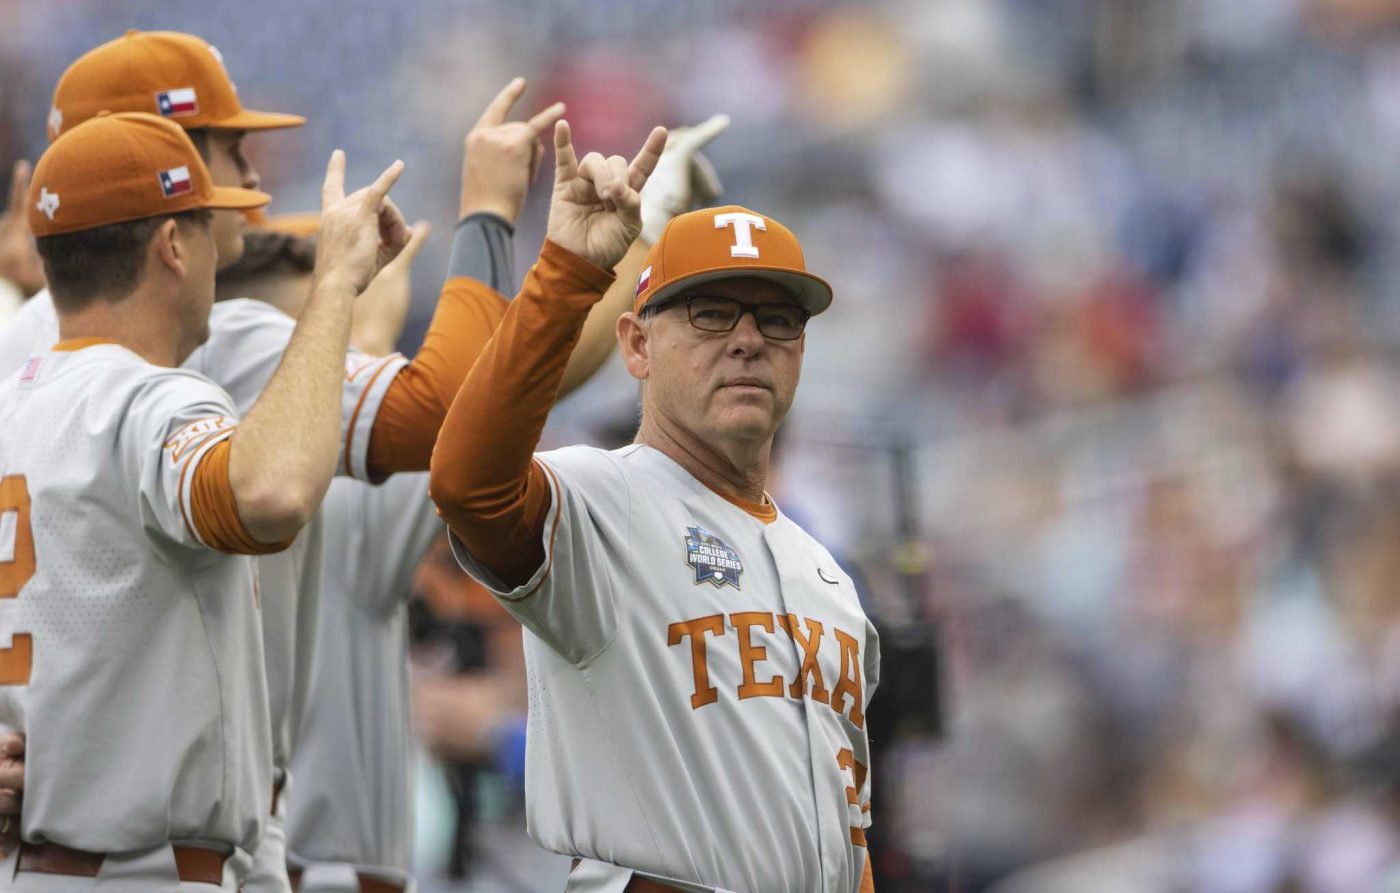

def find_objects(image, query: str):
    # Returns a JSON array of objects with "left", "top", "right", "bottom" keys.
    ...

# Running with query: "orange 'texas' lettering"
[
  {"left": 0, "top": 475, "right": 35, "bottom": 685},
  {"left": 163, "top": 416, "right": 234, "bottom": 465},
  {"left": 777, "top": 613, "right": 829, "bottom": 704},
  {"left": 836, "top": 747, "right": 870, "bottom": 846},
  {"left": 667, "top": 614, "right": 725, "bottom": 709},
  {"left": 830, "top": 628, "right": 865, "bottom": 729},
  {"left": 732, "top": 612, "right": 784, "bottom": 700},
  {"left": 668, "top": 611, "right": 866, "bottom": 724}
]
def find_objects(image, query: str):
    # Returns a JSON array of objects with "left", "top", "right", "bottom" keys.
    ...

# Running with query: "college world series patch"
[{"left": 685, "top": 526, "right": 743, "bottom": 589}]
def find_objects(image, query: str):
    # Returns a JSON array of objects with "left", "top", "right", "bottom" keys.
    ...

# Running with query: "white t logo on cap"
[
  {"left": 715, "top": 212, "right": 766, "bottom": 259},
  {"left": 47, "top": 106, "right": 62, "bottom": 138},
  {"left": 35, "top": 188, "right": 60, "bottom": 221}
]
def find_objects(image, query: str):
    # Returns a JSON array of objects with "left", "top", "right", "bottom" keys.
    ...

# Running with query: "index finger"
[
  {"left": 628, "top": 126, "right": 668, "bottom": 191},
  {"left": 361, "top": 159, "right": 405, "bottom": 210},
  {"left": 322, "top": 150, "right": 346, "bottom": 207},
  {"left": 554, "top": 120, "right": 579, "bottom": 179},
  {"left": 7, "top": 161, "right": 31, "bottom": 215},
  {"left": 526, "top": 101, "right": 567, "bottom": 137},
  {"left": 476, "top": 77, "right": 527, "bottom": 128},
  {"left": 671, "top": 114, "right": 730, "bottom": 154}
]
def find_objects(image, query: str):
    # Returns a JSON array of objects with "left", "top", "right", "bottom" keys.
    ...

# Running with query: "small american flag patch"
[{"left": 18, "top": 356, "right": 40, "bottom": 383}]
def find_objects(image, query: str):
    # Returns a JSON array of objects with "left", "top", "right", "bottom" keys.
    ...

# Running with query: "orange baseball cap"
[
  {"left": 633, "top": 205, "right": 832, "bottom": 316},
  {"left": 48, "top": 30, "right": 304, "bottom": 142},
  {"left": 28, "top": 112, "right": 270, "bottom": 237}
]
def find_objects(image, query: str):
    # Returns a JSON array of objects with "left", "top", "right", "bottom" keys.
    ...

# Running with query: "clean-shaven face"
[{"left": 643, "top": 276, "right": 805, "bottom": 445}]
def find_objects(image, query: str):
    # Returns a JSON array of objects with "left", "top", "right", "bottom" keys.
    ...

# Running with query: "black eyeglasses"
[{"left": 641, "top": 294, "right": 811, "bottom": 341}]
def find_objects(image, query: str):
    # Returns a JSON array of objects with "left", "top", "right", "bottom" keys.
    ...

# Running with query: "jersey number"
[
  {"left": 0, "top": 476, "right": 34, "bottom": 684},
  {"left": 836, "top": 747, "right": 869, "bottom": 847}
]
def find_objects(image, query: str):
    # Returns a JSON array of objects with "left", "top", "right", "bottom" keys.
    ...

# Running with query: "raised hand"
[
  {"left": 0, "top": 161, "right": 45, "bottom": 296},
  {"left": 640, "top": 114, "right": 730, "bottom": 245},
  {"left": 353, "top": 220, "right": 431, "bottom": 355},
  {"left": 315, "top": 150, "right": 409, "bottom": 295},
  {"left": 546, "top": 121, "right": 667, "bottom": 271},
  {"left": 460, "top": 78, "right": 566, "bottom": 225}
]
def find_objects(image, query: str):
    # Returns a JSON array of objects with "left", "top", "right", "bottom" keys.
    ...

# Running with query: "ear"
[
  {"left": 616, "top": 311, "right": 651, "bottom": 382},
  {"left": 153, "top": 218, "right": 186, "bottom": 279}
]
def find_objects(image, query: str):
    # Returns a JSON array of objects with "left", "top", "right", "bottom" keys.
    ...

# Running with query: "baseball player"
[
  {"left": 0, "top": 111, "right": 407, "bottom": 889},
  {"left": 428, "top": 120, "right": 880, "bottom": 892},
  {"left": 281, "top": 115, "right": 732, "bottom": 892},
  {"left": 0, "top": 36, "right": 585, "bottom": 893}
]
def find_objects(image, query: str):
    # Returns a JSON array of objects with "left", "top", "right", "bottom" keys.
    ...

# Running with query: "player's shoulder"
[
  {"left": 0, "top": 288, "right": 59, "bottom": 379},
  {"left": 200, "top": 298, "right": 294, "bottom": 354},
  {"left": 209, "top": 296, "right": 294, "bottom": 329},
  {"left": 90, "top": 351, "right": 236, "bottom": 419}
]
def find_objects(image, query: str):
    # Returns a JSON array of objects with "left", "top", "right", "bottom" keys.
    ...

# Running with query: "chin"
[
  {"left": 712, "top": 408, "right": 776, "bottom": 442},
  {"left": 216, "top": 237, "right": 246, "bottom": 271}
]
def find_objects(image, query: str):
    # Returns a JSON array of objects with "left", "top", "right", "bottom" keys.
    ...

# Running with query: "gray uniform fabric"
[
  {"left": 0, "top": 291, "right": 408, "bottom": 893},
  {"left": 450, "top": 444, "right": 879, "bottom": 893},
  {"left": 286, "top": 472, "right": 439, "bottom": 885},
  {"left": 0, "top": 345, "right": 268, "bottom": 888},
  {"left": 288, "top": 212, "right": 519, "bottom": 886}
]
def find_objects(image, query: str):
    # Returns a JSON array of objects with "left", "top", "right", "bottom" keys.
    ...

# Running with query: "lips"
[{"left": 720, "top": 377, "right": 771, "bottom": 390}]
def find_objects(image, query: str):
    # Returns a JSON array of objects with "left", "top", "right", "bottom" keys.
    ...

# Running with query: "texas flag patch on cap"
[
  {"left": 158, "top": 166, "right": 193, "bottom": 198},
  {"left": 636, "top": 265, "right": 652, "bottom": 297},
  {"left": 155, "top": 87, "right": 198, "bottom": 118}
]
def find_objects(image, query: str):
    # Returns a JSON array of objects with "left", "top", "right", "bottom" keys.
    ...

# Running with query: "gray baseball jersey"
[
  {"left": 0, "top": 343, "right": 269, "bottom": 873},
  {"left": 0, "top": 290, "right": 408, "bottom": 893},
  {"left": 286, "top": 471, "right": 439, "bottom": 885},
  {"left": 450, "top": 444, "right": 879, "bottom": 893},
  {"left": 285, "top": 211, "right": 519, "bottom": 889},
  {"left": 0, "top": 290, "right": 405, "bottom": 782}
]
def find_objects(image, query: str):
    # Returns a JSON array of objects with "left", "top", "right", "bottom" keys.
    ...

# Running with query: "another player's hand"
[
  {"left": 640, "top": 114, "right": 730, "bottom": 246},
  {"left": 0, "top": 731, "right": 25, "bottom": 854},
  {"left": 315, "top": 150, "right": 410, "bottom": 295},
  {"left": 547, "top": 120, "right": 667, "bottom": 271},
  {"left": 0, "top": 161, "right": 45, "bottom": 297},
  {"left": 459, "top": 78, "right": 566, "bottom": 225},
  {"left": 352, "top": 220, "right": 431, "bottom": 355}
]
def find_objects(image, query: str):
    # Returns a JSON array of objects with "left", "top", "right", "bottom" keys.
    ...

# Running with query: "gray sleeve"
[{"left": 446, "top": 212, "right": 517, "bottom": 293}]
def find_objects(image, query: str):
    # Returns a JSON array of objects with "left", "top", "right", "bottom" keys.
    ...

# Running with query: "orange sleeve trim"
[
  {"left": 341, "top": 354, "right": 401, "bottom": 477},
  {"left": 366, "top": 277, "right": 511, "bottom": 476},
  {"left": 52, "top": 337, "right": 118, "bottom": 352},
  {"left": 189, "top": 439, "right": 295, "bottom": 555},
  {"left": 517, "top": 460, "right": 564, "bottom": 599}
]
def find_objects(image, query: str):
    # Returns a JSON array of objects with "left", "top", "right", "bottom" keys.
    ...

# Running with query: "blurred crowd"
[{"left": 11, "top": 0, "right": 1400, "bottom": 890}]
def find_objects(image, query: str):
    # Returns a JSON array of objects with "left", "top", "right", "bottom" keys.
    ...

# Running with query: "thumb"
[
  {"left": 400, "top": 220, "right": 432, "bottom": 262},
  {"left": 385, "top": 220, "right": 432, "bottom": 270}
]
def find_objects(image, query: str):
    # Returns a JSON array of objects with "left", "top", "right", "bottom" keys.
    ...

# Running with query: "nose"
[
  {"left": 243, "top": 163, "right": 261, "bottom": 192},
  {"left": 725, "top": 311, "right": 765, "bottom": 356}
]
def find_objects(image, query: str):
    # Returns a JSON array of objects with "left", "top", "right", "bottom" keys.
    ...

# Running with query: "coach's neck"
[{"left": 637, "top": 413, "right": 772, "bottom": 506}]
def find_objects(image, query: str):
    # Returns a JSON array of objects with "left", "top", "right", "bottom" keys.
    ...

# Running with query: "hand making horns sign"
[
  {"left": 316, "top": 150, "right": 410, "bottom": 296},
  {"left": 546, "top": 120, "right": 668, "bottom": 271}
]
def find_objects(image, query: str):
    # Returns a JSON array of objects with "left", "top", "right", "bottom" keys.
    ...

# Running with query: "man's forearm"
[
  {"left": 429, "top": 240, "right": 613, "bottom": 586},
  {"left": 558, "top": 238, "right": 648, "bottom": 396},
  {"left": 230, "top": 273, "right": 357, "bottom": 542}
]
